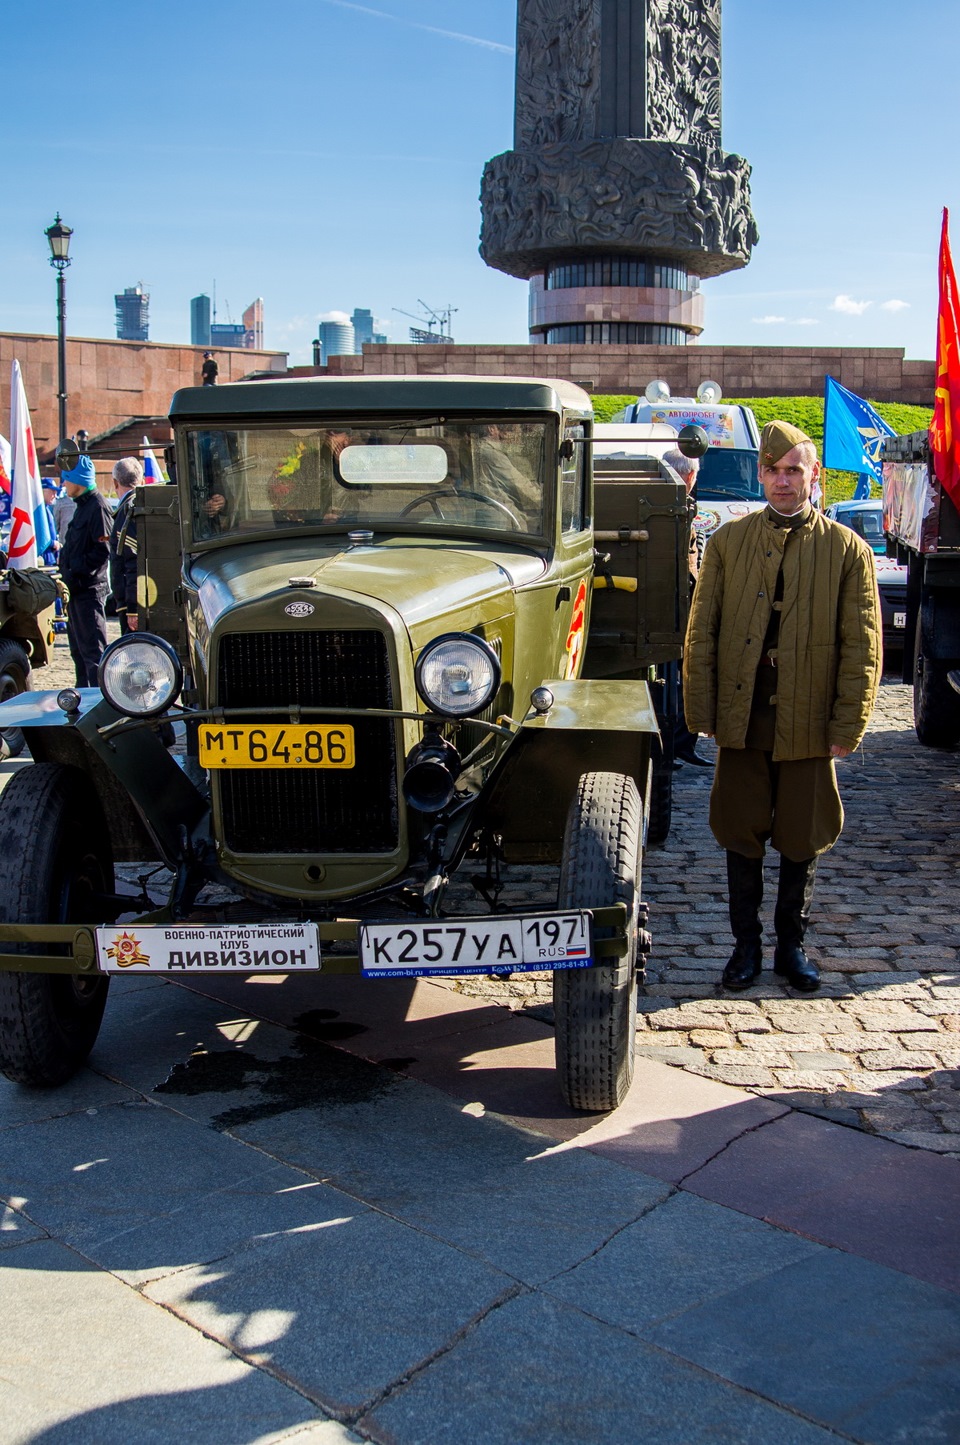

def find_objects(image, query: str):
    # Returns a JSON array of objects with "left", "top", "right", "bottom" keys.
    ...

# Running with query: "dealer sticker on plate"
[
  {"left": 95, "top": 923, "right": 322, "bottom": 974},
  {"left": 359, "top": 911, "right": 591, "bottom": 978}
]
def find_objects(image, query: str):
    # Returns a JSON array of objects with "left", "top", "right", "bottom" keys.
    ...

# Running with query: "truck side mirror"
[
  {"left": 677, "top": 425, "right": 709, "bottom": 459},
  {"left": 55, "top": 438, "right": 80, "bottom": 473}
]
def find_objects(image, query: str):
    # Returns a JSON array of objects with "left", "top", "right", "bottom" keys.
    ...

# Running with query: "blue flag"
[{"left": 823, "top": 376, "right": 895, "bottom": 485}]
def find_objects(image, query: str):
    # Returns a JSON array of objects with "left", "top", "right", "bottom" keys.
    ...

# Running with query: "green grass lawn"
[{"left": 592, "top": 394, "right": 933, "bottom": 507}]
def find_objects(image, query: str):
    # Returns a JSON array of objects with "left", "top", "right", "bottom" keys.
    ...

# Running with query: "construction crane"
[{"left": 393, "top": 300, "right": 457, "bottom": 345}]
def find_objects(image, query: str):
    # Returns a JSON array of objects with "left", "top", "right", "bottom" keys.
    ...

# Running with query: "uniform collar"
[{"left": 764, "top": 502, "right": 812, "bottom": 531}]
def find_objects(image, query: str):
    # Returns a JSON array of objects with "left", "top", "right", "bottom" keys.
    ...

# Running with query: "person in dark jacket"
[
  {"left": 109, "top": 457, "right": 142, "bottom": 633},
  {"left": 59, "top": 455, "right": 114, "bottom": 686}
]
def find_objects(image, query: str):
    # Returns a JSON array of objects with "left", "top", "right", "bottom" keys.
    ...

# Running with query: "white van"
[{"left": 610, "top": 382, "right": 766, "bottom": 540}]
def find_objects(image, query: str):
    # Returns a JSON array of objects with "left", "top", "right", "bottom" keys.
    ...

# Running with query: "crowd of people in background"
[{"left": 33, "top": 447, "right": 155, "bottom": 686}]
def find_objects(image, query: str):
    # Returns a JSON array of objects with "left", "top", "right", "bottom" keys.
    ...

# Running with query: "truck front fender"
[
  {"left": 0, "top": 689, "right": 207, "bottom": 865},
  {"left": 476, "top": 680, "right": 657, "bottom": 864}
]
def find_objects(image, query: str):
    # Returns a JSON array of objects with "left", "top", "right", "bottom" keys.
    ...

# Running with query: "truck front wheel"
[
  {"left": 554, "top": 771, "right": 642, "bottom": 1112},
  {"left": 0, "top": 764, "right": 113, "bottom": 1087},
  {"left": 913, "top": 608, "right": 960, "bottom": 747}
]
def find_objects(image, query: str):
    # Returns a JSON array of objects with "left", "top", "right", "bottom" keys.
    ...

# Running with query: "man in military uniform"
[
  {"left": 109, "top": 457, "right": 142, "bottom": 633},
  {"left": 683, "top": 421, "right": 881, "bottom": 993}
]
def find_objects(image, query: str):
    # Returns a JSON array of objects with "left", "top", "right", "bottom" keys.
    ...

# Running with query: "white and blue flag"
[
  {"left": 142, "top": 436, "right": 166, "bottom": 483},
  {"left": 823, "top": 376, "right": 895, "bottom": 496}
]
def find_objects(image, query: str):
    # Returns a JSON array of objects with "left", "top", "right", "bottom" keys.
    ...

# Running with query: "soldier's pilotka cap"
[{"left": 759, "top": 420, "right": 817, "bottom": 466}]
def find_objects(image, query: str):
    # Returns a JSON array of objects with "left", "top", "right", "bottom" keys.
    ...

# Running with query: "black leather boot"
[
  {"left": 773, "top": 855, "right": 821, "bottom": 993},
  {"left": 722, "top": 851, "right": 764, "bottom": 990}
]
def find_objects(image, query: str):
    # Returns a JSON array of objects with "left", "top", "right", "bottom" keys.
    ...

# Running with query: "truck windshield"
[
  {"left": 185, "top": 419, "right": 548, "bottom": 541},
  {"left": 697, "top": 448, "right": 764, "bottom": 503}
]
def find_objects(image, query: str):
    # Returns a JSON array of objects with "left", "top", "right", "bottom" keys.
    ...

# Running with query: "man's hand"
[
  {"left": 126, "top": 614, "right": 139, "bottom": 632},
  {"left": 830, "top": 744, "right": 852, "bottom": 758}
]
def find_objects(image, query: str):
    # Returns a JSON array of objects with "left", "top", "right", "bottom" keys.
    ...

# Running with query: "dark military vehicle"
[{"left": 0, "top": 376, "right": 698, "bottom": 1112}]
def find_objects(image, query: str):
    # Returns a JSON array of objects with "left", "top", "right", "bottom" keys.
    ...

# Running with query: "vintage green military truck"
[{"left": 0, "top": 376, "right": 699, "bottom": 1112}]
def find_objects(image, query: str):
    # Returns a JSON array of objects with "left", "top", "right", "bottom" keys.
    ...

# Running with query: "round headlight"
[
  {"left": 415, "top": 634, "right": 501, "bottom": 718},
  {"left": 98, "top": 634, "right": 183, "bottom": 718}
]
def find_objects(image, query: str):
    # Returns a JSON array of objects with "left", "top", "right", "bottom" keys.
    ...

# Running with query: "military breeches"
[{"left": 709, "top": 748, "right": 844, "bottom": 862}]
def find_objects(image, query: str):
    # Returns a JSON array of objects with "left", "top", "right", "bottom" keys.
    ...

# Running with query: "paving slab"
[
  {"left": 0, "top": 1098, "right": 364, "bottom": 1285},
  {"left": 0, "top": 1199, "right": 46, "bottom": 1251},
  {"left": 365, "top": 1289, "right": 838, "bottom": 1444},
  {"left": 0, "top": 1237, "right": 334, "bottom": 1445},
  {"left": 146, "top": 1210, "right": 513, "bottom": 1417},
  {"left": 545, "top": 1190, "right": 823, "bottom": 1331},
  {"left": 0, "top": 1066, "right": 138, "bottom": 1131},
  {"left": 181, "top": 971, "right": 522, "bottom": 1059},
  {"left": 646, "top": 1248, "right": 960, "bottom": 1442},
  {"left": 232, "top": 1082, "right": 671, "bottom": 1285},
  {"left": 182, "top": 975, "right": 792, "bottom": 1180},
  {"left": 682, "top": 1109, "right": 960, "bottom": 1292}
]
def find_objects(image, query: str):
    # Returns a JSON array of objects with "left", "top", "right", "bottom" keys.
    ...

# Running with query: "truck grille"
[{"left": 215, "top": 630, "right": 398, "bottom": 854}]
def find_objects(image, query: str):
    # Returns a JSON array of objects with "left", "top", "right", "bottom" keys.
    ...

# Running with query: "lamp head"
[{"left": 45, "top": 214, "right": 73, "bottom": 268}]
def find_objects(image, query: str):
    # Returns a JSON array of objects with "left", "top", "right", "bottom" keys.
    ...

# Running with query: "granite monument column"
[{"left": 480, "top": 0, "right": 757, "bottom": 345}]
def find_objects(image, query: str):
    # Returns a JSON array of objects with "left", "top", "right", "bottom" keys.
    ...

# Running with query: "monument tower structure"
[{"left": 480, "top": 0, "right": 757, "bottom": 346}]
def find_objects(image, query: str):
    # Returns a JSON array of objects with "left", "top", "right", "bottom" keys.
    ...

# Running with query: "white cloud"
[
  {"left": 318, "top": 310, "right": 351, "bottom": 324},
  {"left": 753, "top": 314, "right": 786, "bottom": 324},
  {"left": 881, "top": 298, "right": 910, "bottom": 312},
  {"left": 831, "top": 294, "right": 873, "bottom": 316},
  {"left": 795, "top": 318, "right": 819, "bottom": 326}
]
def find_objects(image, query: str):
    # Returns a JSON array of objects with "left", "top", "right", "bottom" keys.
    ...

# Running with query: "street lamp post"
[{"left": 45, "top": 215, "right": 73, "bottom": 441}]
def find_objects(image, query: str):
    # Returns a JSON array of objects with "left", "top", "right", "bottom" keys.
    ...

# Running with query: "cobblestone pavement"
[
  {"left": 441, "top": 678, "right": 960, "bottom": 1155},
  {"left": 33, "top": 638, "right": 960, "bottom": 1152}
]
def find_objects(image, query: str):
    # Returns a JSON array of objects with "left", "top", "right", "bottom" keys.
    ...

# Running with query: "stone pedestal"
[{"left": 479, "top": 0, "right": 757, "bottom": 345}]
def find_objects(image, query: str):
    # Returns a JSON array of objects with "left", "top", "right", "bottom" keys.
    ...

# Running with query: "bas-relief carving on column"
[
  {"left": 645, "top": 0, "right": 721, "bottom": 143},
  {"left": 480, "top": 139, "right": 758, "bottom": 280},
  {"left": 514, "top": 0, "right": 602, "bottom": 149}
]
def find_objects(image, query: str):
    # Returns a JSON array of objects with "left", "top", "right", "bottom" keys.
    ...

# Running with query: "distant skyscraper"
[
  {"left": 243, "top": 298, "right": 264, "bottom": 349},
  {"left": 319, "top": 319, "right": 355, "bottom": 365},
  {"left": 210, "top": 323, "right": 246, "bottom": 349},
  {"left": 115, "top": 285, "right": 149, "bottom": 342},
  {"left": 351, "top": 308, "right": 387, "bottom": 350},
  {"left": 191, "top": 294, "right": 212, "bottom": 346}
]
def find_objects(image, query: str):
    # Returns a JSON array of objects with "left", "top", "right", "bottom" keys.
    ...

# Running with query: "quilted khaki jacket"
[{"left": 683, "top": 506, "right": 882, "bottom": 760}]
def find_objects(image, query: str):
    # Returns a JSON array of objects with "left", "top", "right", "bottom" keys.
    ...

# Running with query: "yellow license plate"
[{"left": 198, "top": 723, "right": 355, "bottom": 769}]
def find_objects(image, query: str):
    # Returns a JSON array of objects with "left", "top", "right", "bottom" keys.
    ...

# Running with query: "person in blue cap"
[
  {"left": 39, "top": 481, "right": 60, "bottom": 566},
  {"left": 58, "top": 455, "right": 114, "bottom": 686}
]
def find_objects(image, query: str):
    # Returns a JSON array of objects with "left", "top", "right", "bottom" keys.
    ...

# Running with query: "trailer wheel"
[
  {"left": 554, "top": 771, "right": 642, "bottom": 1112},
  {"left": 0, "top": 764, "right": 113, "bottom": 1086},
  {"left": 913, "top": 608, "right": 960, "bottom": 748},
  {"left": 0, "top": 639, "right": 32, "bottom": 759}
]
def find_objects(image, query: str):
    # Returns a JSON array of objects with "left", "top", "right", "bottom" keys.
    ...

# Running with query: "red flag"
[{"left": 931, "top": 208, "right": 960, "bottom": 510}]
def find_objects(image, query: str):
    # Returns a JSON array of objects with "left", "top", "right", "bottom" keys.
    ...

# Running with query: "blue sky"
[{"left": 2, "top": 0, "right": 957, "bottom": 367}]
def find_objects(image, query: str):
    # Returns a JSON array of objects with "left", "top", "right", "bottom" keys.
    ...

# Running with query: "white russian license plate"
[
  {"left": 894, "top": 610, "right": 907, "bottom": 629},
  {"left": 198, "top": 723, "right": 354, "bottom": 769},
  {"left": 95, "top": 923, "right": 321, "bottom": 974},
  {"left": 359, "top": 911, "right": 591, "bottom": 978}
]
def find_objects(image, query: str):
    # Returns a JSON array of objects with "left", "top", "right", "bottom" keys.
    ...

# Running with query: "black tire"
[
  {"left": 0, "top": 638, "right": 32, "bottom": 759},
  {"left": 913, "top": 608, "right": 960, "bottom": 747},
  {"left": 647, "top": 747, "right": 673, "bottom": 846},
  {"left": 0, "top": 763, "right": 113, "bottom": 1086},
  {"left": 554, "top": 771, "right": 642, "bottom": 1112}
]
